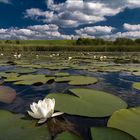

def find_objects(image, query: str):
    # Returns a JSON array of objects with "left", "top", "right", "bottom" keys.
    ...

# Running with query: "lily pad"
[
  {"left": 133, "top": 82, "right": 140, "bottom": 90},
  {"left": 0, "top": 86, "right": 16, "bottom": 103},
  {"left": 5, "top": 74, "right": 54, "bottom": 85},
  {"left": 55, "top": 76, "right": 98, "bottom": 86},
  {"left": 55, "top": 72, "right": 70, "bottom": 77},
  {"left": 19, "top": 64, "right": 42, "bottom": 69},
  {"left": 47, "top": 88, "right": 127, "bottom": 117},
  {"left": 132, "top": 71, "right": 140, "bottom": 76},
  {"left": 108, "top": 106, "right": 140, "bottom": 140},
  {"left": 5, "top": 68, "right": 36, "bottom": 74},
  {"left": 0, "top": 110, "right": 49, "bottom": 140},
  {"left": 91, "top": 127, "right": 136, "bottom": 140},
  {"left": 0, "top": 72, "right": 19, "bottom": 78},
  {"left": 55, "top": 131, "right": 82, "bottom": 140}
]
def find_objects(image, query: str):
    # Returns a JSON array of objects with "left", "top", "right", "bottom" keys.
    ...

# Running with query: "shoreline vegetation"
[{"left": 0, "top": 38, "right": 140, "bottom": 52}]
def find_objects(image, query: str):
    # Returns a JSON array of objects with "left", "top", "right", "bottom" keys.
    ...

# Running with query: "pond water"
[{"left": 0, "top": 52, "right": 140, "bottom": 140}]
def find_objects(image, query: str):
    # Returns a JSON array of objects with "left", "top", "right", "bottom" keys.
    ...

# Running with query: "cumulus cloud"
[
  {"left": 101, "top": 31, "right": 140, "bottom": 40},
  {"left": 76, "top": 26, "right": 115, "bottom": 37},
  {"left": 25, "top": 0, "right": 140, "bottom": 28},
  {"left": 0, "top": 24, "right": 76, "bottom": 40},
  {"left": 25, "top": 0, "right": 121, "bottom": 28},
  {"left": 123, "top": 23, "right": 140, "bottom": 31},
  {"left": 1, "top": 23, "right": 140, "bottom": 40}
]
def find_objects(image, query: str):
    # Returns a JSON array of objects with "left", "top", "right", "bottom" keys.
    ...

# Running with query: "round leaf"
[
  {"left": 55, "top": 76, "right": 98, "bottom": 86},
  {"left": 0, "top": 110, "right": 49, "bottom": 140},
  {"left": 91, "top": 127, "right": 136, "bottom": 140},
  {"left": 55, "top": 131, "right": 82, "bottom": 140},
  {"left": 108, "top": 107, "right": 140, "bottom": 140},
  {"left": 133, "top": 82, "right": 140, "bottom": 90},
  {"left": 47, "top": 88, "right": 127, "bottom": 117}
]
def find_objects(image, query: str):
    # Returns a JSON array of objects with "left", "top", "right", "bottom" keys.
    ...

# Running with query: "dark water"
[{"left": 0, "top": 66, "right": 140, "bottom": 140}]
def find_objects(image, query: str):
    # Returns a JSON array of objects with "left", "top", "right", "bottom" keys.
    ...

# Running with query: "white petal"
[
  {"left": 27, "top": 111, "right": 41, "bottom": 119},
  {"left": 30, "top": 104, "right": 38, "bottom": 114},
  {"left": 52, "top": 112, "right": 64, "bottom": 117},
  {"left": 38, "top": 118, "right": 47, "bottom": 124},
  {"left": 51, "top": 98, "right": 55, "bottom": 109},
  {"left": 49, "top": 99, "right": 55, "bottom": 112},
  {"left": 38, "top": 106, "right": 48, "bottom": 117},
  {"left": 38, "top": 100, "right": 43, "bottom": 107},
  {"left": 31, "top": 103, "right": 43, "bottom": 118}
]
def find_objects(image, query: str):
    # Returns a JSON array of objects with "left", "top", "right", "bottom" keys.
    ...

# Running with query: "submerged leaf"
[{"left": 0, "top": 86, "right": 16, "bottom": 104}]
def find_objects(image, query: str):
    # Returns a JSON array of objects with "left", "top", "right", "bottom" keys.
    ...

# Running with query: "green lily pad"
[
  {"left": 0, "top": 110, "right": 49, "bottom": 140},
  {"left": 5, "top": 68, "right": 36, "bottom": 74},
  {"left": 132, "top": 71, "right": 140, "bottom": 76},
  {"left": 108, "top": 106, "right": 140, "bottom": 140},
  {"left": 55, "top": 72, "right": 70, "bottom": 77},
  {"left": 55, "top": 131, "right": 82, "bottom": 140},
  {"left": 0, "top": 86, "right": 16, "bottom": 103},
  {"left": 19, "top": 64, "right": 42, "bottom": 69},
  {"left": 5, "top": 74, "right": 54, "bottom": 85},
  {"left": 0, "top": 72, "right": 19, "bottom": 78},
  {"left": 47, "top": 88, "right": 127, "bottom": 117},
  {"left": 42, "top": 65, "right": 69, "bottom": 70},
  {"left": 91, "top": 127, "right": 136, "bottom": 140},
  {"left": 55, "top": 76, "right": 98, "bottom": 86},
  {"left": 133, "top": 82, "right": 140, "bottom": 90},
  {"left": 71, "top": 65, "right": 89, "bottom": 70}
]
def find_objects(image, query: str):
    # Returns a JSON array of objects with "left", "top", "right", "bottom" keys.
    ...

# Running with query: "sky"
[{"left": 0, "top": 0, "right": 140, "bottom": 40}]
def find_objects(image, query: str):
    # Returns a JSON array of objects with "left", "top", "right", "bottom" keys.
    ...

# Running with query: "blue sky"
[{"left": 0, "top": 0, "right": 140, "bottom": 40}]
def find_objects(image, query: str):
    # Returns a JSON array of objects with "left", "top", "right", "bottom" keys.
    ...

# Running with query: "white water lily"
[
  {"left": 68, "top": 57, "right": 72, "bottom": 60},
  {"left": 28, "top": 98, "right": 64, "bottom": 124}
]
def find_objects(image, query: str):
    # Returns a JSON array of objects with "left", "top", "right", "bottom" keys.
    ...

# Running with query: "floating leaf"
[
  {"left": 108, "top": 106, "right": 140, "bottom": 140},
  {"left": 55, "top": 76, "right": 98, "bottom": 86},
  {"left": 0, "top": 72, "right": 19, "bottom": 78},
  {"left": 132, "top": 71, "right": 140, "bottom": 76},
  {"left": 55, "top": 72, "right": 70, "bottom": 77},
  {"left": 91, "top": 127, "right": 136, "bottom": 140},
  {"left": 5, "top": 68, "right": 36, "bottom": 74},
  {"left": 47, "top": 88, "right": 127, "bottom": 117},
  {"left": 55, "top": 131, "right": 82, "bottom": 140},
  {"left": 0, "top": 86, "right": 16, "bottom": 103},
  {"left": 133, "top": 82, "right": 140, "bottom": 90},
  {"left": 0, "top": 110, "right": 49, "bottom": 140},
  {"left": 5, "top": 74, "right": 54, "bottom": 85}
]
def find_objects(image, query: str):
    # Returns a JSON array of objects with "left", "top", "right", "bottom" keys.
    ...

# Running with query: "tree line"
[{"left": 76, "top": 38, "right": 140, "bottom": 46}]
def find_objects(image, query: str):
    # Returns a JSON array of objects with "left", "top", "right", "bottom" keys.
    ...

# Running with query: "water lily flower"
[
  {"left": 28, "top": 98, "right": 64, "bottom": 124},
  {"left": 93, "top": 55, "right": 96, "bottom": 59},
  {"left": 68, "top": 57, "right": 72, "bottom": 60},
  {"left": 17, "top": 54, "right": 21, "bottom": 59}
]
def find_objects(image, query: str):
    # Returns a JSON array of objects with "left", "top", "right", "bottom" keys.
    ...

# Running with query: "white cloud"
[
  {"left": 0, "top": 24, "right": 77, "bottom": 40},
  {"left": 76, "top": 26, "right": 114, "bottom": 37},
  {"left": 0, "top": 0, "right": 10, "bottom": 4},
  {"left": 25, "top": 0, "right": 121, "bottom": 28},
  {"left": 0, "top": 24, "right": 140, "bottom": 40},
  {"left": 123, "top": 23, "right": 140, "bottom": 31},
  {"left": 101, "top": 31, "right": 140, "bottom": 40},
  {"left": 25, "top": 0, "right": 140, "bottom": 28}
]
